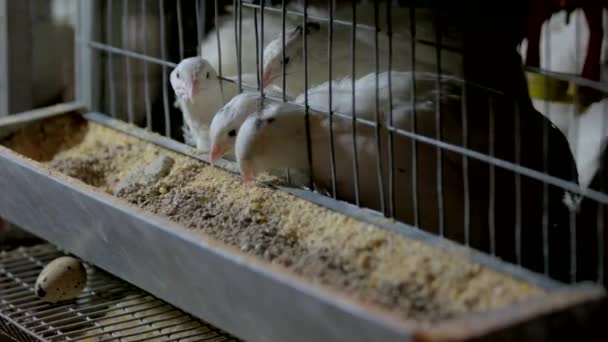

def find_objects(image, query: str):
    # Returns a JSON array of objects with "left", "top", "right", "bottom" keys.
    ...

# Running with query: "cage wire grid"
[
  {"left": 0, "top": 244, "right": 240, "bottom": 342},
  {"left": 0, "top": 0, "right": 570, "bottom": 291}
]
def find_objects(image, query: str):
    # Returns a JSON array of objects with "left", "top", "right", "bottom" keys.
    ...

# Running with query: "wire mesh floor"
[{"left": 0, "top": 244, "right": 240, "bottom": 342}]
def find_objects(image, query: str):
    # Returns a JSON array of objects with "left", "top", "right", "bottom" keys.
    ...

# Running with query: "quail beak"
[
  {"left": 210, "top": 144, "right": 226, "bottom": 166},
  {"left": 187, "top": 80, "right": 199, "bottom": 101}
]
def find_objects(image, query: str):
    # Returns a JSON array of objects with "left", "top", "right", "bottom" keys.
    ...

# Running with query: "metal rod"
[
  {"left": 195, "top": 0, "right": 202, "bottom": 44},
  {"left": 86, "top": 40, "right": 176, "bottom": 67},
  {"left": 409, "top": 6, "right": 419, "bottom": 227},
  {"left": 373, "top": 0, "right": 386, "bottom": 216},
  {"left": 282, "top": 0, "right": 291, "bottom": 184},
  {"left": 123, "top": 0, "right": 134, "bottom": 124},
  {"left": 259, "top": 0, "right": 265, "bottom": 104},
  {"left": 253, "top": 8, "right": 260, "bottom": 89},
  {"left": 526, "top": 66, "right": 608, "bottom": 93},
  {"left": 541, "top": 8, "right": 551, "bottom": 276},
  {"left": 94, "top": 312, "right": 186, "bottom": 342},
  {"left": 350, "top": 0, "right": 360, "bottom": 206},
  {"left": 237, "top": 0, "right": 243, "bottom": 92},
  {"left": 386, "top": 0, "right": 395, "bottom": 217},
  {"left": 569, "top": 10, "right": 582, "bottom": 283},
  {"left": 61, "top": 308, "right": 177, "bottom": 338},
  {"left": 281, "top": 0, "right": 286, "bottom": 102},
  {"left": 384, "top": 123, "right": 608, "bottom": 205},
  {"left": 159, "top": 0, "right": 171, "bottom": 137},
  {"left": 598, "top": 98, "right": 607, "bottom": 285},
  {"left": 106, "top": 0, "right": 116, "bottom": 117},
  {"left": 214, "top": 0, "right": 222, "bottom": 73},
  {"left": 99, "top": 317, "right": 199, "bottom": 341},
  {"left": 514, "top": 100, "right": 522, "bottom": 265},
  {"left": 460, "top": 84, "right": 470, "bottom": 246},
  {"left": 328, "top": 0, "right": 337, "bottom": 198},
  {"left": 127, "top": 321, "right": 205, "bottom": 342},
  {"left": 177, "top": 0, "right": 184, "bottom": 61},
  {"left": 433, "top": 7, "right": 444, "bottom": 236},
  {"left": 215, "top": 0, "right": 225, "bottom": 97},
  {"left": 142, "top": 0, "right": 152, "bottom": 130},
  {"left": 303, "top": 0, "right": 314, "bottom": 191},
  {"left": 488, "top": 96, "right": 495, "bottom": 255}
]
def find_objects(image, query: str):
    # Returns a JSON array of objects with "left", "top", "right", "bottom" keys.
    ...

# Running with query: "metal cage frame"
[{"left": 0, "top": 1, "right": 607, "bottom": 341}]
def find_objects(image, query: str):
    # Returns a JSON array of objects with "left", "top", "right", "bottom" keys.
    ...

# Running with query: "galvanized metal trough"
[{"left": 0, "top": 105, "right": 606, "bottom": 342}]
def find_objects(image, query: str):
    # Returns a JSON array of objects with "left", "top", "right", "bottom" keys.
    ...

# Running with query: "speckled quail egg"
[{"left": 34, "top": 256, "right": 87, "bottom": 303}]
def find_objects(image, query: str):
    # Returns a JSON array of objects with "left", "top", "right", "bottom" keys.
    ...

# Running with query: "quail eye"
[
  {"left": 280, "top": 57, "right": 290, "bottom": 66},
  {"left": 228, "top": 129, "right": 237, "bottom": 137},
  {"left": 267, "top": 118, "right": 275, "bottom": 124},
  {"left": 176, "top": 71, "right": 180, "bottom": 79},
  {"left": 206, "top": 72, "right": 210, "bottom": 79}
]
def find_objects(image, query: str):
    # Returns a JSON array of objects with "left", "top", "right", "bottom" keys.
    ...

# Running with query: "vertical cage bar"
[
  {"left": 214, "top": 0, "right": 222, "bottom": 78},
  {"left": 76, "top": 0, "right": 97, "bottom": 111},
  {"left": 350, "top": 0, "right": 361, "bottom": 205},
  {"left": 515, "top": 100, "right": 522, "bottom": 264},
  {"left": 568, "top": 5, "right": 583, "bottom": 283},
  {"left": 373, "top": 0, "right": 386, "bottom": 216},
  {"left": 488, "top": 96, "right": 495, "bottom": 255},
  {"left": 386, "top": 0, "right": 395, "bottom": 217},
  {"left": 598, "top": 99, "right": 607, "bottom": 285},
  {"left": 282, "top": 0, "right": 292, "bottom": 184},
  {"left": 106, "top": 0, "right": 116, "bottom": 117},
  {"left": 462, "top": 84, "right": 470, "bottom": 245},
  {"left": 433, "top": 7, "right": 444, "bottom": 236},
  {"left": 281, "top": 0, "right": 287, "bottom": 101},
  {"left": 541, "top": 3, "right": 551, "bottom": 276},
  {"left": 142, "top": 0, "right": 152, "bottom": 130},
  {"left": 327, "top": 0, "right": 337, "bottom": 198},
  {"left": 0, "top": 0, "right": 8, "bottom": 115},
  {"left": 237, "top": 0, "right": 243, "bottom": 91},
  {"left": 159, "top": 0, "right": 171, "bottom": 137},
  {"left": 215, "top": 0, "right": 224, "bottom": 96},
  {"left": 253, "top": 8, "right": 260, "bottom": 89},
  {"left": 123, "top": 0, "right": 135, "bottom": 124},
  {"left": 259, "top": 0, "right": 265, "bottom": 101},
  {"left": 409, "top": 6, "right": 419, "bottom": 227},
  {"left": 177, "top": 0, "right": 184, "bottom": 60},
  {"left": 303, "top": 0, "right": 314, "bottom": 190},
  {"left": 195, "top": 0, "right": 202, "bottom": 44}
]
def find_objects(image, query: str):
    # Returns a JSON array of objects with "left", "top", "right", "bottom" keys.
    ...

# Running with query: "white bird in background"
[
  {"left": 200, "top": 5, "right": 298, "bottom": 80},
  {"left": 519, "top": 8, "right": 608, "bottom": 136},
  {"left": 298, "top": 70, "right": 458, "bottom": 128},
  {"left": 569, "top": 99, "right": 608, "bottom": 192},
  {"left": 519, "top": 8, "right": 608, "bottom": 206},
  {"left": 261, "top": 6, "right": 463, "bottom": 97}
]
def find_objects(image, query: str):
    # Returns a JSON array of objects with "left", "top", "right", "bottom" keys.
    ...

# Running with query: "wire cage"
[
  {"left": 0, "top": 0, "right": 607, "bottom": 341},
  {"left": 69, "top": 0, "right": 606, "bottom": 285},
  {"left": 0, "top": 244, "right": 239, "bottom": 342}
]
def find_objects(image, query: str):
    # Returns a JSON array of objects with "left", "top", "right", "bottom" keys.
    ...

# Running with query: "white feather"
[{"left": 262, "top": 5, "right": 463, "bottom": 97}]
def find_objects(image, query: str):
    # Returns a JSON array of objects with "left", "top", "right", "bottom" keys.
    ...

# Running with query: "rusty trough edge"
[{"left": 415, "top": 284, "right": 607, "bottom": 341}]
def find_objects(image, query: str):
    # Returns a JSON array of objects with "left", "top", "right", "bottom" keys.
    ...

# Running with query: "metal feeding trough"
[{"left": 0, "top": 106, "right": 606, "bottom": 342}]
